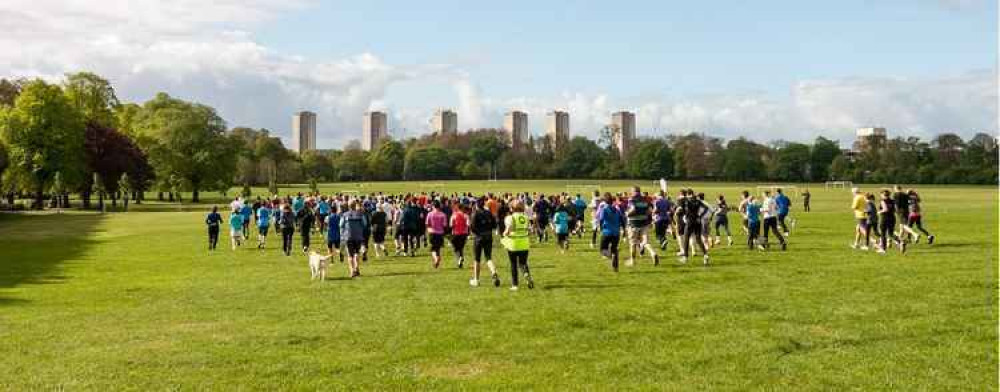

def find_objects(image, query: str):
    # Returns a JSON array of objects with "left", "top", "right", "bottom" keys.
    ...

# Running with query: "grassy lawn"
[{"left": 1, "top": 181, "right": 996, "bottom": 390}]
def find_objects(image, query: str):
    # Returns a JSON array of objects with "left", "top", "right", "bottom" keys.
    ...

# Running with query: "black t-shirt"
[
  {"left": 893, "top": 192, "right": 909, "bottom": 214},
  {"left": 371, "top": 210, "right": 387, "bottom": 228},
  {"left": 470, "top": 210, "right": 496, "bottom": 237}
]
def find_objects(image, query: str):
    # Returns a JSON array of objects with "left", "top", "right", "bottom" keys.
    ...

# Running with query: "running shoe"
[
  {"left": 469, "top": 279, "right": 479, "bottom": 287},
  {"left": 654, "top": 254, "right": 660, "bottom": 266},
  {"left": 928, "top": 235, "right": 935, "bottom": 245},
  {"left": 492, "top": 273, "right": 501, "bottom": 287}
]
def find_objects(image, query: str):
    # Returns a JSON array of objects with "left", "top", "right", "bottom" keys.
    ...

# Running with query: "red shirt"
[{"left": 451, "top": 211, "right": 469, "bottom": 235}]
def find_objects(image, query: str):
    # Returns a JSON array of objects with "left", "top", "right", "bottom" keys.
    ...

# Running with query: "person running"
[
  {"left": 533, "top": 194, "right": 550, "bottom": 242},
  {"left": 278, "top": 204, "right": 296, "bottom": 256},
  {"left": 502, "top": 199, "right": 534, "bottom": 291},
  {"left": 696, "top": 193, "right": 714, "bottom": 251},
  {"left": 625, "top": 186, "right": 659, "bottom": 267},
  {"left": 745, "top": 196, "right": 762, "bottom": 250},
  {"left": 317, "top": 197, "right": 331, "bottom": 233},
  {"left": 470, "top": 199, "right": 500, "bottom": 287},
  {"left": 864, "top": 193, "right": 878, "bottom": 250},
  {"left": 679, "top": 189, "right": 709, "bottom": 264},
  {"left": 590, "top": 190, "right": 603, "bottom": 248},
  {"left": 892, "top": 185, "right": 918, "bottom": 243},
  {"left": 229, "top": 207, "right": 245, "bottom": 251},
  {"left": 425, "top": 200, "right": 448, "bottom": 268},
  {"left": 714, "top": 195, "right": 733, "bottom": 246},
  {"left": 326, "top": 205, "right": 343, "bottom": 262},
  {"left": 401, "top": 199, "right": 423, "bottom": 257},
  {"left": 801, "top": 188, "right": 811, "bottom": 212},
  {"left": 738, "top": 190, "right": 751, "bottom": 235},
  {"left": 851, "top": 187, "right": 868, "bottom": 250},
  {"left": 552, "top": 205, "right": 570, "bottom": 253},
  {"left": 599, "top": 193, "right": 625, "bottom": 272},
  {"left": 299, "top": 203, "right": 315, "bottom": 253},
  {"left": 370, "top": 204, "right": 388, "bottom": 258},
  {"left": 878, "top": 189, "right": 906, "bottom": 254},
  {"left": 205, "top": 206, "right": 222, "bottom": 250},
  {"left": 573, "top": 194, "right": 588, "bottom": 238},
  {"left": 907, "top": 190, "right": 935, "bottom": 244},
  {"left": 775, "top": 188, "right": 792, "bottom": 236},
  {"left": 340, "top": 200, "right": 368, "bottom": 277},
  {"left": 256, "top": 202, "right": 272, "bottom": 249},
  {"left": 653, "top": 191, "right": 672, "bottom": 251},
  {"left": 450, "top": 203, "right": 470, "bottom": 268},
  {"left": 760, "top": 190, "right": 787, "bottom": 251},
  {"left": 240, "top": 201, "right": 253, "bottom": 239}
]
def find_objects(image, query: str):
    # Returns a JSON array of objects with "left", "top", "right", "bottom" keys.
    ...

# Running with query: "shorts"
[
  {"left": 627, "top": 225, "right": 649, "bottom": 245},
  {"left": 373, "top": 227, "right": 386, "bottom": 243},
  {"left": 327, "top": 238, "right": 341, "bottom": 249},
  {"left": 346, "top": 239, "right": 362, "bottom": 256},
  {"left": 258, "top": 226, "right": 270, "bottom": 236},
  {"left": 856, "top": 218, "right": 867, "bottom": 228},
  {"left": 557, "top": 233, "right": 568, "bottom": 242},
  {"left": 429, "top": 233, "right": 445, "bottom": 252},
  {"left": 230, "top": 229, "right": 243, "bottom": 239}
]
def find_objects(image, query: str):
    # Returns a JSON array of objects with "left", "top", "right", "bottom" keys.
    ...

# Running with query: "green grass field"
[{"left": 1, "top": 180, "right": 997, "bottom": 390}]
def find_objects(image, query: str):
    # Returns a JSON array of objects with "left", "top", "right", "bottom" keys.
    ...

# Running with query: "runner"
[
  {"left": 625, "top": 186, "right": 659, "bottom": 267},
  {"left": 714, "top": 195, "right": 733, "bottom": 246},
  {"left": 851, "top": 187, "right": 868, "bottom": 250},
  {"left": 745, "top": 195, "right": 762, "bottom": 250},
  {"left": 299, "top": 202, "right": 315, "bottom": 253},
  {"left": 878, "top": 189, "right": 906, "bottom": 254},
  {"left": 533, "top": 194, "right": 550, "bottom": 242},
  {"left": 370, "top": 203, "right": 388, "bottom": 258},
  {"left": 501, "top": 199, "right": 534, "bottom": 291},
  {"left": 653, "top": 191, "right": 672, "bottom": 251},
  {"left": 317, "top": 196, "right": 331, "bottom": 233},
  {"left": 573, "top": 194, "right": 588, "bottom": 238},
  {"left": 590, "top": 190, "right": 603, "bottom": 248},
  {"left": 599, "top": 193, "right": 625, "bottom": 272},
  {"left": 425, "top": 200, "right": 448, "bottom": 268},
  {"left": 738, "top": 190, "right": 751, "bottom": 235},
  {"left": 907, "top": 189, "right": 935, "bottom": 244},
  {"left": 679, "top": 189, "right": 709, "bottom": 264},
  {"left": 340, "top": 200, "right": 368, "bottom": 277},
  {"left": 401, "top": 198, "right": 422, "bottom": 257},
  {"left": 801, "top": 188, "right": 811, "bottom": 212},
  {"left": 470, "top": 198, "right": 500, "bottom": 287},
  {"left": 892, "top": 185, "right": 918, "bottom": 243},
  {"left": 552, "top": 204, "right": 570, "bottom": 253},
  {"left": 326, "top": 204, "right": 342, "bottom": 262},
  {"left": 229, "top": 207, "right": 244, "bottom": 251},
  {"left": 450, "top": 202, "right": 470, "bottom": 268},
  {"left": 278, "top": 203, "right": 296, "bottom": 256},
  {"left": 256, "top": 201, "right": 272, "bottom": 249},
  {"left": 205, "top": 206, "right": 222, "bottom": 251},
  {"left": 864, "top": 193, "right": 878, "bottom": 250},
  {"left": 760, "top": 190, "right": 787, "bottom": 250},
  {"left": 775, "top": 188, "right": 793, "bottom": 236},
  {"left": 240, "top": 201, "right": 253, "bottom": 239}
]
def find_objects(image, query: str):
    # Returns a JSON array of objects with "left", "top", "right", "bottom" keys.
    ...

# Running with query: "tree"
[
  {"left": 368, "top": 139, "right": 405, "bottom": 181},
  {"left": 721, "top": 138, "right": 766, "bottom": 181},
  {"left": 810, "top": 136, "right": 841, "bottom": 181},
  {"left": 773, "top": 142, "right": 811, "bottom": 182},
  {"left": 556, "top": 137, "right": 605, "bottom": 178},
  {"left": 468, "top": 134, "right": 506, "bottom": 179},
  {"left": 132, "top": 93, "right": 236, "bottom": 202},
  {"left": 63, "top": 72, "right": 119, "bottom": 128},
  {"left": 626, "top": 139, "right": 674, "bottom": 179},
  {"left": 0, "top": 79, "right": 85, "bottom": 209},
  {"left": 404, "top": 146, "right": 455, "bottom": 180},
  {"left": 0, "top": 78, "right": 23, "bottom": 107},
  {"left": 301, "top": 150, "right": 335, "bottom": 182},
  {"left": 92, "top": 172, "right": 106, "bottom": 213},
  {"left": 118, "top": 173, "right": 131, "bottom": 211},
  {"left": 82, "top": 122, "right": 154, "bottom": 209},
  {"left": 335, "top": 149, "right": 368, "bottom": 181}
]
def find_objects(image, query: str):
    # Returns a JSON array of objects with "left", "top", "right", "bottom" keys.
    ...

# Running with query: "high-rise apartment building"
[
  {"left": 853, "top": 127, "right": 887, "bottom": 151},
  {"left": 612, "top": 111, "right": 636, "bottom": 160},
  {"left": 291, "top": 111, "right": 317, "bottom": 154},
  {"left": 433, "top": 109, "right": 458, "bottom": 135},
  {"left": 362, "top": 111, "right": 389, "bottom": 151},
  {"left": 546, "top": 110, "right": 570, "bottom": 151},
  {"left": 504, "top": 110, "right": 529, "bottom": 151}
]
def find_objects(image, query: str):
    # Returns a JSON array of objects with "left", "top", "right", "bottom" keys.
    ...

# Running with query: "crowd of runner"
[{"left": 203, "top": 184, "right": 936, "bottom": 290}]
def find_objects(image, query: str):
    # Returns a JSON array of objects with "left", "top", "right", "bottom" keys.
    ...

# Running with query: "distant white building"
[
  {"left": 504, "top": 110, "right": 529, "bottom": 151},
  {"left": 291, "top": 111, "right": 317, "bottom": 154},
  {"left": 853, "top": 127, "right": 887, "bottom": 151},
  {"left": 362, "top": 111, "right": 389, "bottom": 151}
]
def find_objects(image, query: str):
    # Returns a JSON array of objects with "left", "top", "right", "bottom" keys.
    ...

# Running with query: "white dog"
[{"left": 308, "top": 251, "right": 333, "bottom": 281}]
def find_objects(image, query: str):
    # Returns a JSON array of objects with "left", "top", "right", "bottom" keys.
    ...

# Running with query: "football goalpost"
[
  {"left": 566, "top": 184, "right": 601, "bottom": 196},
  {"left": 420, "top": 183, "right": 446, "bottom": 191},
  {"left": 755, "top": 184, "right": 798, "bottom": 193},
  {"left": 824, "top": 181, "right": 853, "bottom": 190}
]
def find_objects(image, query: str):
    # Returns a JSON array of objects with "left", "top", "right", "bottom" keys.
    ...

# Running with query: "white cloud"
[{"left": 1, "top": 1, "right": 994, "bottom": 149}]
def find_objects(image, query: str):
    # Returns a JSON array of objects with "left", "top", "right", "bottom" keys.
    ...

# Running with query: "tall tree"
[
  {"left": 722, "top": 138, "right": 766, "bottom": 181},
  {"left": 556, "top": 136, "right": 605, "bottom": 178},
  {"left": 773, "top": 142, "right": 811, "bottom": 182},
  {"left": 0, "top": 78, "right": 23, "bottom": 107},
  {"left": 0, "top": 79, "right": 85, "bottom": 208},
  {"left": 63, "top": 72, "right": 119, "bottom": 128},
  {"left": 468, "top": 133, "right": 506, "bottom": 179},
  {"left": 368, "top": 139, "right": 405, "bottom": 181},
  {"left": 809, "top": 136, "right": 841, "bottom": 181},
  {"left": 626, "top": 139, "right": 674, "bottom": 179}
]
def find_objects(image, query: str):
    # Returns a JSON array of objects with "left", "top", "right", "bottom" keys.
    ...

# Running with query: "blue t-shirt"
[
  {"left": 240, "top": 205, "right": 253, "bottom": 220},
  {"left": 775, "top": 194, "right": 790, "bottom": 215},
  {"left": 573, "top": 199, "right": 587, "bottom": 217},
  {"left": 553, "top": 211, "right": 570, "bottom": 234},
  {"left": 654, "top": 198, "right": 670, "bottom": 220},
  {"left": 746, "top": 203, "right": 762, "bottom": 224},
  {"left": 293, "top": 198, "right": 305, "bottom": 213},
  {"left": 229, "top": 214, "right": 244, "bottom": 231},
  {"left": 599, "top": 205, "right": 623, "bottom": 236},
  {"left": 326, "top": 213, "right": 341, "bottom": 241},
  {"left": 257, "top": 207, "right": 272, "bottom": 227},
  {"left": 317, "top": 201, "right": 331, "bottom": 215}
]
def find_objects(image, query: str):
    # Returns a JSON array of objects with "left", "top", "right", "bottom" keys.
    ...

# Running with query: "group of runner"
[
  {"left": 203, "top": 183, "right": 935, "bottom": 289},
  {"left": 851, "top": 185, "right": 936, "bottom": 254}
]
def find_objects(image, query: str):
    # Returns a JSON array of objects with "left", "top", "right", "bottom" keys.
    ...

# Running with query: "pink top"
[{"left": 426, "top": 210, "right": 447, "bottom": 234}]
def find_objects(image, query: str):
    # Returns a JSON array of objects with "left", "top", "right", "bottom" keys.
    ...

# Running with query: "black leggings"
[
  {"left": 747, "top": 221, "right": 760, "bottom": 249},
  {"left": 281, "top": 227, "right": 294, "bottom": 255},
  {"left": 536, "top": 219, "right": 549, "bottom": 242},
  {"left": 452, "top": 234, "right": 468, "bottom": 260},
  {"left": 301, "top": 228, "right": 311, "bottom": 250},
  {"left": 682, "top": 221, "right": 706, "bottom": 256},
  {"left": 910, "top": 216, "right": 932, "bottom": 236},
  {"left": 601, "top": 234, "right": 620, "bottom": 269},
  {"left": 208, "top": 226, "right": 220, "bottom": 250},
  {"left": 508, "top": 250, "right": 530, "bottom": 286},
  {"left": 880, "top": 218, "right": 899, "bottom": 250},
  {"left": 473, "top": 235, "right": 493, "bottom": 262},
  {"left": 654, "top": 220, "right": 669, "bottom": 245},
  {"left": 714, "top": 217, "right": 731, "bottom": 236},
  {"left": 762, "top": 217, "right": 785, "bottom": 246}
]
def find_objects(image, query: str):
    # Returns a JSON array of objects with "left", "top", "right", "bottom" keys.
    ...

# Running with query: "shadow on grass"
[{"left": 0, "top": 213, "right": 104, "bottom": 307}]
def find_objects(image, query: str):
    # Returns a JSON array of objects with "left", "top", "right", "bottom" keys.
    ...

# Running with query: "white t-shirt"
[{"left": 762, "top": 197, "right": 778, "bottom": 219}]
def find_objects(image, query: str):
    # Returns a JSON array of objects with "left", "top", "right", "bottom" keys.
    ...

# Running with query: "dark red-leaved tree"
[{"left": 80, "top": 121, "right": 155, "bottom": 209}]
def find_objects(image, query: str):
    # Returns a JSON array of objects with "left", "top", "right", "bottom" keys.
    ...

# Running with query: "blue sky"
[{"left": 1, "top": 0, "right": 996, "bottom": 147}]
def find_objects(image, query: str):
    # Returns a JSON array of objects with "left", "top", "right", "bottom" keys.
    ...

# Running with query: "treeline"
[{"left": 1, "top": 72, "right": 996, "bottom": 209}]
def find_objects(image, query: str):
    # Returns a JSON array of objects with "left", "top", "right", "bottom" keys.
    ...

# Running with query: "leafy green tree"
[
  {"left": 468, "top": 134, "right": 506, "bottom": 179},
  {"left": 335, "top": 148, "right": 368, "bottom": 181},
  {"left": 404, "top": 146, "right": 455, "bottom": 180},
  {"left": 0, "top": 78, "right": 23, "bottom": 107},
  {"left": 722, "top": 138, "right": 766, "bottom": 181},
  {"left": 626, "top": 139, "right": 674, "bottom": 179},
  {"left": 301, "top": 150, "right": 335, "bottom": 182},
  {"left": 63, "top": 72, "right": 119, "bottom": 128},
  {"left": 92, "top": 172, "right": 106, "bottom": 213},
  {"left": 0, "top": 79, "right": 85, "bottom": 209},
  {"left": 773, "top": 142, "right": 811, "bottom": 182},
  {"left": 809, "top": 136, "right": 841, "bottom": 181},
  {"left": 556, "top": 137, "right": 605, "bottom": 178},
  {"left": 131, "top": 93, "right": 236, "bottom": 202}
]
